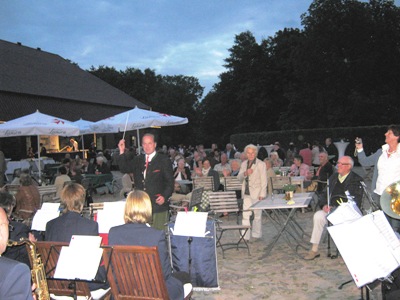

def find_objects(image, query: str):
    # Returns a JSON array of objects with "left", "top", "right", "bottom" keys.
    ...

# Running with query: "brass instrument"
[
  {"left": 7, "top": 239, "right": 50, "bottom": 300},
  {"left": 381, "top": 181, "right": 400, "bottom": 219}
]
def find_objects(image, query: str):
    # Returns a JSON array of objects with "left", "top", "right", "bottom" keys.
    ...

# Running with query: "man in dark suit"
[
  {"left": 305, "top": 156, "right": 363, "bottom": 260},
  {"left": 0, "top": 207, "right": 34, "bottom": 300},
  {"left": 118, "top": 133, "right": 174, "bottom": 230}
]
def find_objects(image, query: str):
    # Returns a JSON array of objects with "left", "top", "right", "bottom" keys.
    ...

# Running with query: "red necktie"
[{"left": 146, "top": 155, "right": 149, "bottom": 169}]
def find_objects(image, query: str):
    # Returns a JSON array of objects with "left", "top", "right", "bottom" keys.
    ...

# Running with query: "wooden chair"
[
  {"left": 193, "top": 176, "right": 215, "bottom": 191},
  {"left": 31, "top": 241, "right": 91, "bottom": 298},
  {"left": 270, "top": 176, "right": 291, "bottom": 194},
  {"left": 102, "top": 245, "right": 192, "bottom": 300},
  {"left": 208, "top": 191, "right": 251, "bottom": 258}
]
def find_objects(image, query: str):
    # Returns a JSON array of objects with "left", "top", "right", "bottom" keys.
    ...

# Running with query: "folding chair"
[
  {"left": 102, "top": 245, "right": 192, "bottom": 300},
  {"left": 208, "top": 191, "right": 251, "bottom": 258}
]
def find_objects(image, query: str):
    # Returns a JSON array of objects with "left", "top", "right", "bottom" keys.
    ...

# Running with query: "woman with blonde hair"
[{"left": 109, "top": 190, "right": 191, "bottom": 300}]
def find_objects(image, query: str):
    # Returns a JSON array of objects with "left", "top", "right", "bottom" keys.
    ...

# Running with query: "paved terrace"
[{"left": 94, "top": 167, "right": 381, "bottom": 300}]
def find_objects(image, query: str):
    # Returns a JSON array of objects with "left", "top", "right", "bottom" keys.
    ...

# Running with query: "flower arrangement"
[{"left": 282, "top": 184, "right": 297, "bottom": 192}]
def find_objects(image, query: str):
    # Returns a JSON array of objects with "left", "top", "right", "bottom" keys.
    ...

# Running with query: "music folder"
[
  {"left": 328, "top": 210, "right": 400, "bottom": 287},
  {"left": 54, "top": 235, "right": 103, "bottom": 281}
]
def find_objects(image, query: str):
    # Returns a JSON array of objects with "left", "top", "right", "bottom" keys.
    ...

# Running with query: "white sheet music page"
[
  {"left": 31, "top": 203, "right": 61, "bottom": 231},
  {"left": 328, "top": 210, "right": 400, "bottom": 287},
  {"left": 327, "top": 201, "right": 362, "bottom": 226},
  {"left": 97, "top": 201, "right": 125, "bottom": 233},
  {"left": 54, "top": 235, "right": 103, "bottom": 281},
  {"left": 172, "top": 212, "right": 208, "bottom": 237}
]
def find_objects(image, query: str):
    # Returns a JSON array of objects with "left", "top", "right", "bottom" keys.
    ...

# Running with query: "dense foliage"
[{"left": 89, "top": 0, "right": 400, "bottom": 147}]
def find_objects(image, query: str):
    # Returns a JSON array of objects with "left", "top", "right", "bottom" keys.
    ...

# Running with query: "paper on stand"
[
  {"left": 328, "top": 210, "right": 400, "bottom": 287},
  {"left": 54, "top": 235, "right": 103, "bottom": 281},
  {"left": 327, "top": 201, "right": 362, "bottom": 226},
  {"left": 172, "top": 211, "right": 208, "bottom": 237},
  {"left": 31, "top": 203, "right": 60, "bottom": 231},
  {"left": 97, "top": 201, "right": 125, "bottom": 233}
]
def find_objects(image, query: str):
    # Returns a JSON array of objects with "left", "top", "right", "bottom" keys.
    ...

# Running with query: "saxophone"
[{"left": 7, "top": 239, "right": 50, "bottom": 300}]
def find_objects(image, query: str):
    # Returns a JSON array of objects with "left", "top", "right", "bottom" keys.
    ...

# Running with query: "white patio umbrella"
[
  {"left": 72, "top": 118, "right": 96, "bottom": 158},
  {"left": 0, "top": 110, "right": 80, "bottom": 182},
  {"left": 90, "top": 106, "right": 188, "bottom": 152}
]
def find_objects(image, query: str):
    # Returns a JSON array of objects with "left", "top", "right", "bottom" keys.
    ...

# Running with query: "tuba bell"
[{"left": 380, "top": 181, "right": 400, "bottom": 219}]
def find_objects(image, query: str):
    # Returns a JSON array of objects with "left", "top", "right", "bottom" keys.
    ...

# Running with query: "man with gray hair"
[
  {"left": 238, "top": 144, "right": 267, "bottom": 241},
  {"left": 305, "top": 156, "right": 363, "bottom": 260},
  {"left": 224, "top": 143, "right": 236, "bottom": 159}
]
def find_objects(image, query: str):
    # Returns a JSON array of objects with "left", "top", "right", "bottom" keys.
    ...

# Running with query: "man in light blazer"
[{"left": 238, "top": 144, "right": 267, "bottom": 241}]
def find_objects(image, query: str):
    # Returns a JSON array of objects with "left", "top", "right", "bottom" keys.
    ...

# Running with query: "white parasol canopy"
[
  {"left": 0, "top": 110, "right": 80, "bottom": 182},
  {"left": 90, "top": 106, "right": 188, "bottom": 153},
  {"left": 90, "top": 106, "right": 188, "bottom": 134}
]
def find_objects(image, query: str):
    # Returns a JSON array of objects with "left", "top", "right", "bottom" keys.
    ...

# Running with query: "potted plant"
[{"left": 282, "top": 184, "right": 297, "bottom": 200}]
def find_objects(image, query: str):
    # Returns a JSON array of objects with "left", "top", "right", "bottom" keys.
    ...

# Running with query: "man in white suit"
[{"left": 238, "top": 144, "right": 267, "bottom": 241}]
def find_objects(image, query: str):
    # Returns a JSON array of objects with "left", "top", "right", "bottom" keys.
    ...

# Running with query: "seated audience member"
[
  {"left": 289, "top": 155, "right": 312, "bottom": 178},
  {"left": 230, "top": 159, "right": 241, "bottom": 176},
  {"left": 95, "top": 156, "right": 111, "bottom": 174},
  {"left": 109, "top": 190, "right": 191, "bottom": 300},
  {"left": 289, "top": 155, "right": 312, "bottom": 189},
  {"left": 10, "top": 168, "right": 22, "bottom": 185},
  {"left": 0, "top": 191, "right": 35, "bottom": 267},
  {"left": 273, "top": 142, "right": 286, "bottom": 162},
  {"left": 54, "top": 166, "right": 71, "bottom": 198},
  {"left": 81, "top": 158, "right": 95, "bottom": 174},
  {"left": 299, "top": 143, "right": 312, "bottom": 166},
  {"left": 214, "top": 153, "right": 232, "bottom": 177},
  {"left": 209, "top": 148, "right": 221, "bottom": 169},
  {"left": 304, "top": 156, "right": 363, "bottom": 260},
  {"left": 194, "top": 158, "right": 220, "bottom": 191},
  {"left": 257, "top": 146, "right": 268, "bottom": 161},
  {"left": 224, "top": 143, "right": 236, "bottom": 159},
  {"left": 173, "top": 158, "right": 192, "bottom": 194},
  {"left": 45, "top": 183, "right": 108, "bottom": 291},
  {"left": 307, "top": 152, "right": 334, "bottom": 192},
  {"left": 0, "top": 207, "right": 34, "bottom": 300},
  {"left": 15, "top": 174, "right": 40, "bottom": 221},
  {"left": 285, "top": 142, "right": 297, "bottom": 166},
  {"left": 264, "top": 158, "right": 277, "bottom": 195},
  {"left": 40, "top": 143, "right": 47, "bottom": 157},
  {"left": 270, "top": 151, "right": 283, "bottom": 168},
  {"left": 70, "top": 166, "right": 83, "bottom": 184}
]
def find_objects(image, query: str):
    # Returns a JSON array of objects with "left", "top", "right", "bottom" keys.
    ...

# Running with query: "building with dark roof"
[
  {"left": 0, "top": 39, "right": 148, "bottom": 122},
  {"left": 0, "top": 39, "right": 148, "bottom": 160}
]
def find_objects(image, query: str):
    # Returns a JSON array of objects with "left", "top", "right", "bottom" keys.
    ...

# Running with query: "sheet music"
[
  {"left": 31, "top": 202, "right": 61, "bottom": 231},
  {"left": 172, "top": 211, "right": 208, "bottom": 237},
  {"left": 328, "top": 210, "right": 400, "bottom": 287},
  {"left": 97, "top": 201, "right": 125, "bottom": 233},
  {"left": 54, "top": 235, "right": 103, "bottom": 281},
  {"left": 54, "top": 247, "right": 103, "bottom": 281},
  {"left": 327, "top": 201, "right": 362, "bottom": 226}
]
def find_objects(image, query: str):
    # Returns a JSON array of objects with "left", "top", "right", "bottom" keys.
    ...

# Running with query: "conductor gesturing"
[{"left": 118, "top": 133, "right": 174, "bottom": 230}]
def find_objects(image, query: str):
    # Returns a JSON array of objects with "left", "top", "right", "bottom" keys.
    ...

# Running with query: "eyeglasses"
[{"left": 337, "top": 162, "right": 351, "bottom": 166}]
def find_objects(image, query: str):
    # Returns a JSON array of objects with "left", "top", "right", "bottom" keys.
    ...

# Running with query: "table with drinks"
[{"left": 249, "top": 192, "right": 313, "bottom": 259}]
